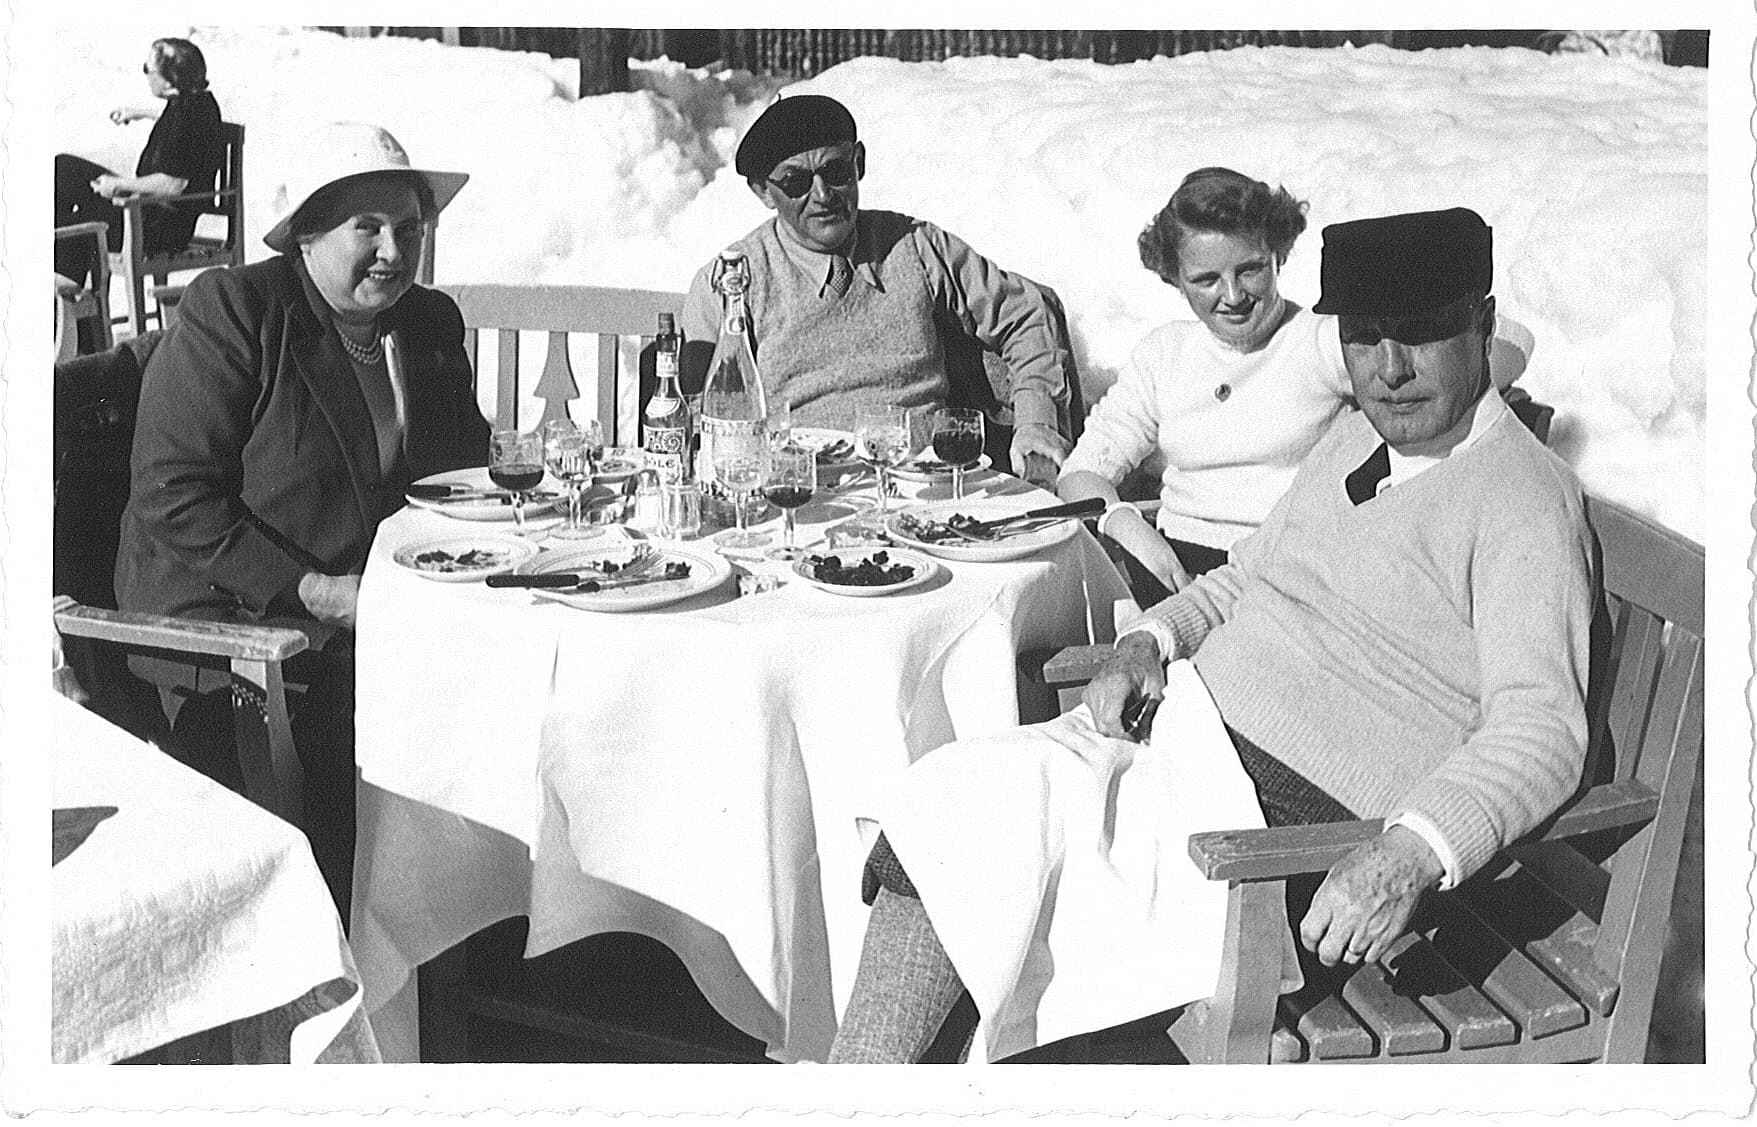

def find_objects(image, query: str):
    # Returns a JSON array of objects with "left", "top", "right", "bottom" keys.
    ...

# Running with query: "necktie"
[
  {"left": 826, "top": 254, "right": 854, "bottom": 300},
  {"left": 1345, "top": 442, "right": 1390, "bottom": 505}
]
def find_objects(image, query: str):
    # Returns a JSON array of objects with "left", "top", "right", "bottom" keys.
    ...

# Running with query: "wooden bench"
[{"left": 1025, "top": 494, "right": 1703, "bottom": 1063}]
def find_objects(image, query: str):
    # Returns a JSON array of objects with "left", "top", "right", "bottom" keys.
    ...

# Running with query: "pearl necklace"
[{"left": 336, "top": 325, "right": 384, "bottom": 366}]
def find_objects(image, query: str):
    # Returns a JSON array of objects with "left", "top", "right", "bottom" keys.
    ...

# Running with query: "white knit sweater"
[{"left": 1059, "top": 307, "right": 1350, "bottom": 549}]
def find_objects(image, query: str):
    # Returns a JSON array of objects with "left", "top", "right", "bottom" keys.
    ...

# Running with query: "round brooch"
[{"left": 1214, "top": 383, "right": 1232, "bottom": 402}]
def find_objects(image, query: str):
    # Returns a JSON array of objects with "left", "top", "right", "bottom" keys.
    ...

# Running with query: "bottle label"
[
  {"left": 697, "top": 417, "right": 762, "bottom": 495},
  {"left": 645, "top": 424, "right": 687, "bottom": 482}
]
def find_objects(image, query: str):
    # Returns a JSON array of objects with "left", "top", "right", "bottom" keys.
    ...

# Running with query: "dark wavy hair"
[
  {"left": 1138, "top": 167, "right": 1309, "bottom": 284},
  {"left": 150, "top": 37, "right": 209, "bottom": 95}
]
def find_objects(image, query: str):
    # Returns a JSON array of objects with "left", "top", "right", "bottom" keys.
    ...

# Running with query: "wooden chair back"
[
  {"left": 52, "top": 221, "right": 115, "bottom": 354},
  {"left": 1025, "top": 494, "right": 1703, "bottom": 1064},
  {"left": 117, "top": 122, "right": 245, "bottom": 336},
  {"left": 52, "top": 332, "right": 310, "bottom": 828},
  {"left": 437, "top": 283, "right": 684, "bottom": 443}
]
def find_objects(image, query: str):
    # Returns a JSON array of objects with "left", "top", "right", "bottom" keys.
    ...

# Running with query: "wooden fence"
[{"left": 319, "top": 28, "right": 1708, "bottom": 94}]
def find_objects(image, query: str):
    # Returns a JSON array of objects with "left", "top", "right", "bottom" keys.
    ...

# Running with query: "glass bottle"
[
  {"left": 643, "top": 312, "right": 692, "bottom": 483},
  {"left": 698, "top": 252, "right": 768, "bottom": 520}
]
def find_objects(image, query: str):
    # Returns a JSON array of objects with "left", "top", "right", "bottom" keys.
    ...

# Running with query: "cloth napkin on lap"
[{"left": 867, "top": 659, "right": 1269, "bottom": 1063}]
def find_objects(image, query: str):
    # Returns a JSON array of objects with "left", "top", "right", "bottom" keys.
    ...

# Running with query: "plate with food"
[
  {"left": 393, "top": 535, "right": 538, "bottom": 582},
  {"left": 511, "top": 542, "right": 731, "bottom": 613},
  {"left": 592, "top": 447, "right": 646, "bottom": 487},
  {"left": 887, "top": 499, "right": 1083, "bottom": 563},
  {"left": 792, "top": 546, "right": 938, "bottom": 597},
  {"left": 789, "top": 427, "right": 861, "bottom": 469},
  {"left": 407, "top": 468, "right": 564, "bottom": 522},
  {"left": 888, "top": 453, "right": 992, "bottom": 483}
]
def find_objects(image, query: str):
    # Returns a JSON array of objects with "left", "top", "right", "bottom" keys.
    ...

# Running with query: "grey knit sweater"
[
  {"left": 681, "top": 211, "right": 1069, "bottom": 430},
  {"left": 1148, "top": 407, "right": 1594, "bottom": 880}
]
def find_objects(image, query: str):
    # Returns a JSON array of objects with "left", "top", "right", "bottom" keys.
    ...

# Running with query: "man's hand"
[
  {"left": 1300, "top": 825, "right": 1443, "bottom": 967},
  {"left": 1084, "top": 631, "right": 1167, "bottom": 739},
  {"left": 1009, "top": 422, "right": 1069, "bottom": 480},
  {"left": 297, "top": 572, "right": 361, "bottom": 629}
]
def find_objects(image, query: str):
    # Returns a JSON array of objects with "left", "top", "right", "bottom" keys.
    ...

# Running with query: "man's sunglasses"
[
  {"left": 1339, "top": 296, "right": 1480, "bottom": 348},
  {"left": 766, "top": 159, "right": 859, "bottom": 200}
]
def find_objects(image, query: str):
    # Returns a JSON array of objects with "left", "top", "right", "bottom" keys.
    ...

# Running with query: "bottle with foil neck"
[
  {"left": 698, "top": 252, "right": 768, "bottom": 503},
  {"left": 642, "top": 312, "right": 691, "bottom": 483}
]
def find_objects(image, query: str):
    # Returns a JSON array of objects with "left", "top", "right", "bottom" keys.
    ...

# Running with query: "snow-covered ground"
[{"left": 54, "top": 24, "right": 1707, "bottom": 538}]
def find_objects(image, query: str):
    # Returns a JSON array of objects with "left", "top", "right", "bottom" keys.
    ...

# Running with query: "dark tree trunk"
[{"left": 577, "top": 28, "right": 632, "bottom": 95}]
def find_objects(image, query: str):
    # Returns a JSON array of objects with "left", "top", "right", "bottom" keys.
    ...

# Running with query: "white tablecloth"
[
  {"left": 351, "top": 471, "right": 1131, "bottom": 1061},
  {"left": 51, "top": 694, "right": 379, "bottom": 1065}
]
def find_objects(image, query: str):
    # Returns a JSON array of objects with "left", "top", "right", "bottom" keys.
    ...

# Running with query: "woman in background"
[
  {"left": 1057, "top": 167, "right": 1351, "bottom": 605},
  {"left": 54, "top": 37, "right": 224, "bottom": 287}
]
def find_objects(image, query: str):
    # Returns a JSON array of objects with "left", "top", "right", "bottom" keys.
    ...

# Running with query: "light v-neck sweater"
[{"left": 1146, "top": 408, "right": 1594, "bottom": 880}]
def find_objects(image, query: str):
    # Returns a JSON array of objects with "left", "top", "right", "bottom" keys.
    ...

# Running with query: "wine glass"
[
  {"left": 489, "top": 428, "right": 546, "bottom": 538},
  {"left": 854, "top": 404, "right": 910, "bottom": 517},
  {"left": 543, "top": 419, "right": 604, "bottom": 540},
  {"left": 762, "top": 444, "right": 817, "bottom": 560},
  {"left": 712, "top": 441, "right": 772, "bottom": 550},
  {"left": 930, "top": 407, "right": 986, "bottom": 501}
]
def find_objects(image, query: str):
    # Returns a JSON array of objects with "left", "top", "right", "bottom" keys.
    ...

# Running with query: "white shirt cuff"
[
  {"left": 1385, "top": 810, "right": 1460, "bottom": 891},
  {"left": 1116, "top": 616, "right": 1178, "bottom": 664}
]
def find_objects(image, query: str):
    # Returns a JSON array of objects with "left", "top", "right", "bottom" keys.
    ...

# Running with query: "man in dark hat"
[
  {"left": 825, "top": 207, "right": 1596, "bottom": 1063},
  {"left": 679, "top": 94, "right": 1076, "bottom": 473}
]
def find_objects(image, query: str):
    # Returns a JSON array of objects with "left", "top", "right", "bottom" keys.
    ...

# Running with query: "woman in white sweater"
[{"left": 1058, "top": 168, "right": 1350, "bottom": 604}]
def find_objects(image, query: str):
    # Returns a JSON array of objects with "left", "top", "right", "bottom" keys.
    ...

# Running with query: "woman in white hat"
[{"left": 114, "top": 122, "right": 486, "bottom": 916}]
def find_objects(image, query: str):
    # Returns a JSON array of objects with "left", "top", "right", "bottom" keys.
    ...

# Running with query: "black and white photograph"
[{"left": 3, "top": 2, "right": 1752, "bottom": 1123}]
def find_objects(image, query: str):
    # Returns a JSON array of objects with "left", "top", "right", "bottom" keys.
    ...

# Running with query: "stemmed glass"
[
  {"left": 712, "top": 442, "right": 772, "bottom": 550},
  {"left": 762, "top": 444, "right": 817, "bottom": 560},
  {"left": 543, "top": 418, "right": 605, "bottom": 540},
  {"left": 854, "top": 404, "right": 910, "bottom": 518},
  {"left": 489, "top": 428, "right": 546, "bottom": 539},
  {"left": 930, "top": 407, "right": 986, "bottom": 501}
]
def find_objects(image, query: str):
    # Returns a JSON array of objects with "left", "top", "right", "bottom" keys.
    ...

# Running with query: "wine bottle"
[
  {"left": 643, "top": 312, "right": 692, "bottom": 483},
  {"left": 698, "top": 252, "right": 767, "bottom": 512}
]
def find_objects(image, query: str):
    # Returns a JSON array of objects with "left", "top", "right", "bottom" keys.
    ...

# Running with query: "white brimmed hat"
[{"left": 263, "top": 122, "right": 469, "bottom": 254}]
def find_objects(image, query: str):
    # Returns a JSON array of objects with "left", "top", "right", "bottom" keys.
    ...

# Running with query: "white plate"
[
  {"left": 393, "top": 534, "right": 537, "bottom": 582},
  {"left": 888, "top": 453, "right": 993, "bottom": 483},
  {"left": 790, "top": 427, "right": 862, "bottom": 468},
  {"left": 517, "top": 542, "right": 731, "bottom": 613},
  {"left": 886, "top": 499, "right": 1082, "bottom": 563},
  {"left": 407, "top": 468, "right": 564, "bottom": 522},
  {"left": 792, "top": 546, "right": 938, "bottom": 597}
]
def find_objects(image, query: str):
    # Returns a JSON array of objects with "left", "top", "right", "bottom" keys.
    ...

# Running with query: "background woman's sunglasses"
[{"left": 766, "top": 159, "right": 858, "bottom": 199}]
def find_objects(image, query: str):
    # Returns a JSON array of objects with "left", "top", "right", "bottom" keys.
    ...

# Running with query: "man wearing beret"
[
  {"left": 826, "top": 208, "right": 1596, "bottom": 1063},
  {"left": 680, "top": 94, "right": 1075, "bottom": 472}
]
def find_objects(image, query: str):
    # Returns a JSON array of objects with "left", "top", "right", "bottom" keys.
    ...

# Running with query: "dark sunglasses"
[
  {"left": 766, "top": 158, "right": 859, "bottom": 200},
  {"left": 1339, "top": 296, "right": 1479, "bottom": 348}
]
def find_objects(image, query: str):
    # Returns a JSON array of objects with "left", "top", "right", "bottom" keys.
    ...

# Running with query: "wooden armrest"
[
  {"left": 1188, "top": 819, "right": 1386, "bottom": 881},
  {"left": 54, "top": 604, "right": 309, "bottom": 663},
  {"left": 1187, "top": 780, "right": 1659, "bottom": 884},
  {"left": 1035, "top": 642, "right": 1116, "bottom": 686},
  {"left": 121, "top": 187, "right": 240, "bottom": 212},
  {"left": 55, "top": 221, "right": 110, "bottom": 242}
]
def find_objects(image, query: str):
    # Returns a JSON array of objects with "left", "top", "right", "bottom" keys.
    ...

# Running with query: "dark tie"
[
  {"left": 1345, "top": 442, "right": 1390, "bottom": 505},
  {"left": 826, "top": 254, "right": 854, "bottom": 300}
]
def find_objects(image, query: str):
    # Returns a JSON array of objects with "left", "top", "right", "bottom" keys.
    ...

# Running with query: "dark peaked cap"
[
  {"left": 735, "top": 94, "right": 859, "bottom": 181},
  {"left": 1313, "top": 207, "right": 1493, "bottom": 317}
]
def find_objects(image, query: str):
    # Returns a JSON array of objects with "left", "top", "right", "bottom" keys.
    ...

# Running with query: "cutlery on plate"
[
  {"left": 411, "top": 484, "right": 560, "bottom": 503},
  {"left": 945, "top": 497, "right": 1105, "bottom": 541},
  {"left": 484, "top": 547, "right": 659, "bottom": 588}
]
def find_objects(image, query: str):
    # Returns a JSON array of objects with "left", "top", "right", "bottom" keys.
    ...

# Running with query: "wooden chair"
[
  {"left": 1023, "top": 494, "right": 1703, "bottom": 1063},
  {"left": 437, "top": 283, "right": 684, "bottom": 442},
  {"left": 52, "top": 334, "right": 309, "bottom": 827},
  {"left": 51, "top": 221, "right": 114, "bottom": 354},
  {"left": 116, "top": 122, "right": 245, "bottom": 337}
]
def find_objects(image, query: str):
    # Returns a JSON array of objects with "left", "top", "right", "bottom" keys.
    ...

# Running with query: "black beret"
[
  {"left": 735, "top": 94, "right": 858, "bottom": 181},
  {"left": 1313, "top": 207, "right": 1493, "bottom": 317}
]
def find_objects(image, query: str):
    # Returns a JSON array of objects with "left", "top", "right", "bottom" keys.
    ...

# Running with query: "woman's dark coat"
[{"left": 115, "top": 253, "right": 489, "bottom": 623}]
